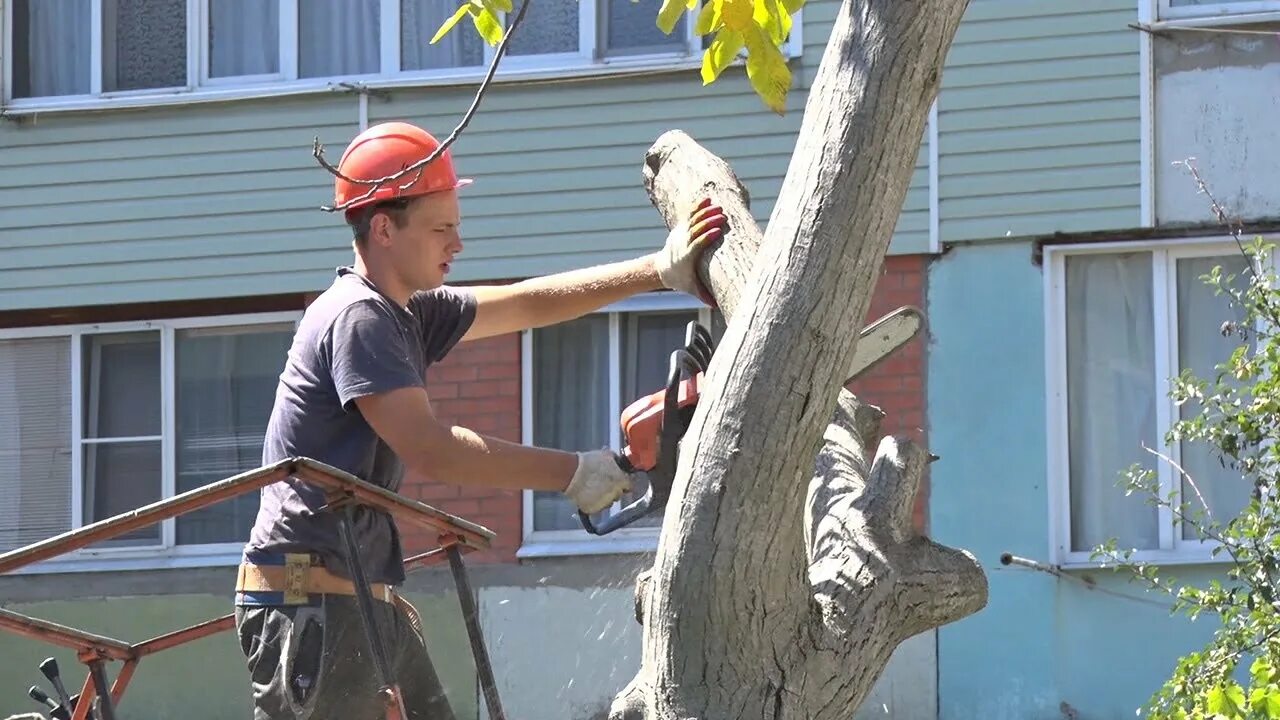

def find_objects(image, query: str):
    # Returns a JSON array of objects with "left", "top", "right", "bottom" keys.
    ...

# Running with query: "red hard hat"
[{"left": 334, "top": 121, "right": 472, "bottom": 214}]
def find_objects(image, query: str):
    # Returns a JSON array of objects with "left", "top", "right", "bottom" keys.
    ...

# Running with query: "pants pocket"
[{"left": 283, "top": 603, "right": 328, "bottom": 717}]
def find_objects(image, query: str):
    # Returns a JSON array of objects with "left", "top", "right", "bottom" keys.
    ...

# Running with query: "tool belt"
[{"left": 234, "top": 551, "right": 396, "bottom": 607}]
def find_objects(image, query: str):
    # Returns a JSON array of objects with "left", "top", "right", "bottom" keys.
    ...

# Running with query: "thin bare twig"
[{"left": 312, "top": 0, "right": 533, "bottom": 213}]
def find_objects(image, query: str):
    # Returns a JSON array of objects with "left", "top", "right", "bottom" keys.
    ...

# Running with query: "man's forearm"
[
  {"left": 421, "top": 424, "right": 580, "bottom": 492},
  {"left": 466, "top": 255, "right": 662, "bottom": 339}
]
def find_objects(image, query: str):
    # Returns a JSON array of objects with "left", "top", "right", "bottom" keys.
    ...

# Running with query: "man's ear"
[{"left": 367, "top": 211, "right": 394, "bottom": 248}]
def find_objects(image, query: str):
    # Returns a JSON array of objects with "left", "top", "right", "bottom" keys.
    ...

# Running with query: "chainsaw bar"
[{"left": 844, "top": 305, "right": 925, "bottom": 383}]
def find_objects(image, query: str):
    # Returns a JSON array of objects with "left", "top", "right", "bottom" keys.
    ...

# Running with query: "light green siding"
[
  {"left": 799, "top": 0, "right": 932, "bottom": 255},
  {"left": 937, "top": 0, "right": 1141, "bottom": 243},
  {"left": 0, "top": 0, "right": 933, "bottom": 313},
  {"left": 0, "top": 94, "right": 360, "bottom": 311}
]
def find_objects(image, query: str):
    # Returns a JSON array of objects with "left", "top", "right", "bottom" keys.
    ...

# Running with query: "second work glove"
[
  {"left": 564, "top": 449, "right": 635, "bottom": 514},
  {"left": 654, "top": 197, "right": 727, "bottom": 306}
]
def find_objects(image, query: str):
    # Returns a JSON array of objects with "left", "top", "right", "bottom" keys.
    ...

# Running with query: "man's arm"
[
  {"left": 357, "top": 385, "right": 576, "bottom": 491},
  {"left": 354, "top": 386, "right": 634, "bottom": 513},
  {"left": 461, "top": 197, "right": 726, "bottom": 342},
  {"left": 463, "top": 256, "right": 661, "bottom": 341}
]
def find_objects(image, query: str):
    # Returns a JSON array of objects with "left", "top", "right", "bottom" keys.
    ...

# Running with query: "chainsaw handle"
[
  {"left": 577, "top": 472, "right": 655, "bottom": 535},
  {"left": 578, "top": 339, "right": 708, "bottom": 536}
]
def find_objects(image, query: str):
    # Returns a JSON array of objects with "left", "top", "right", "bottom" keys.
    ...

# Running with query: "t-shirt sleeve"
[
  {"left": 327, "top": 300, "right": 426, "bottom": 411},
  {"left": 408, "top": 285, "right": 478, "bottom": 362}
]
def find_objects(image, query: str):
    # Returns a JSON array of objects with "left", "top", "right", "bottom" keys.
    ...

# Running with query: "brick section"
[
  {"left": 398, "top": 254, "right": 930, "bottom": 561},
  {"left": 845, "top": 254, "right": 930, "bottom": 532},
  {"left": 399, "top": 334, "right": 524, "bottom": 564}
]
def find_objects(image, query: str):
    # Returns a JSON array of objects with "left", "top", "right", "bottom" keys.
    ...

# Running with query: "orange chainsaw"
[{"left": 577, "top": 306, "right": 926, "bottom": 536}]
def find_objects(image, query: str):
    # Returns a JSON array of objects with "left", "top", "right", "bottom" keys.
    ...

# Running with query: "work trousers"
[{"left": 236, "top": 594, "right": 456, "bottom": 720}]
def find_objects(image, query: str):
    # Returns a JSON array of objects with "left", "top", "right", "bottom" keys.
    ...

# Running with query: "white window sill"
[
  {"left": 1, "top": 52, "right": 779, "bottom": 118},
  {"left": 4, "top": 547, "right": 243, "bottom": 576},
  {"left": 1149, "top": 9, "right": 1280, "bottom": 28},
  {"left": 1055, "top": 548, "right": 1234, "bottom": 570},
  {"left": 516, "top": 533, "right": 659, "bottom": 560}
]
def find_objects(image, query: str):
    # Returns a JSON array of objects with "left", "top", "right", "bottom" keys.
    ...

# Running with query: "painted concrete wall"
[
  {"left": 927, "top": 242, "right": 1223, "bottom": 719},
  {"left": 0, "top": 584, "right": 476, "bottom": 720},
  {"left": 477, "top": 580, "right": 937, "bottom": 720},
  {"left": 1153, "top": 23, "right": 1280, "bottom": 226}
]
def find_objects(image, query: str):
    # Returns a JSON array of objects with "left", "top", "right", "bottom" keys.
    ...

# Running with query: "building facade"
[
  {"left": 928, "top": 0, "right": 1278, "bottom": 717},
  {"left": 0, "top": 1, "right": 931, "bottom": 718}
]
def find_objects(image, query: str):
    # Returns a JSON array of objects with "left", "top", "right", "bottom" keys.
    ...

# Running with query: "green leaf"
[
  {"left": 488, "top": 0, "right": 513, "bottom": 11},
  {"left": 1206, "top": 683, "right": 1247, "bottom": 718},
  {"left": 469, "top": 3, "right": 504, "bottom": 45},
  {"left": 695, "top": 0, "right": 722, "bottom": 36},
  {"left": 657, "top": 0, "right": 694, "bottom": 34},
  {"left": 430, "top": 4, "right": 472, "bottom": 44},
  {"left": 779, "top": 0, "right": 806, "bottom": 13},
  {"left": 1248, "top": 687, "right": 1280, "bottom": 717},
  {"left": 742, "top": 25, "right": 790, "bottom": 114},
  {"left": 755, "top": 0, "right": 791, "bottom": 45},
  {"left": 701, "top": 29, "right": 744, "bottom": 84}
]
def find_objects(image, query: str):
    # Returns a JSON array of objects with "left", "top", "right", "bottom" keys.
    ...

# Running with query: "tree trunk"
[{"left": 614, "top": 0, "right": 987, "bottom": 718}]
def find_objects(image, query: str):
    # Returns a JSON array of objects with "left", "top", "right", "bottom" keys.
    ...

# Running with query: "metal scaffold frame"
[{"left": 0, "top": 457, "right": 505, "bottom": 720}]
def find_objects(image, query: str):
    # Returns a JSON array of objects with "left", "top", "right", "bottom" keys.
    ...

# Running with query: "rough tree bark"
[{"left": 610, "top": 0, "right": 988, "bottom": 718}]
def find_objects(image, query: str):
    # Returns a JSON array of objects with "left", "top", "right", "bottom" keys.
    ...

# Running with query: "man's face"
[{"left": 375, "top": 190, "right": 463, "bottom": 291}]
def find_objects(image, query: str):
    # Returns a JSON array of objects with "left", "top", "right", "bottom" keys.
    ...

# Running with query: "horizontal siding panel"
[
  {"left": 0, "top": 95, "right": 357, "bottom": 147},
  {"left": 946, "top": 31, "right": 1135, "bottom": 68},
  {"left": 946, "top": 55, "right": 1135, "bottom": 89},
  {"left": 943, "top": 141, "right": 1138, "bottom": 176},
  {"left": 940, "top": 164, "right": 1135, "bottom": 199},
  {"left": 944, "top": 97, "right": 1136, "bottom": 133},
  {"left": 942, "top": 207, "right": 1138, "bottom": 240},
  {"left": 945, "top": 119, "right": 1135, "bottom": 154},
  {"left": 938, "top": 0, "right": 1139, "bottom": 243},
  {"left": 941, "top": 75, "right": 1136, "bottom": 111},
  {"left": 0, "top": 0, "right": 936, "bottom": 312},
  {"left": 941, "top": 187, "right": 1137, "bottom": 220},
  {"left": 952, "top": 9, "right": 1136, "bottom": 44}
]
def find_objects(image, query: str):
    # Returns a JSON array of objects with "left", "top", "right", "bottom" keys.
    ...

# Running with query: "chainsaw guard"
[{"left": 578, "top": 322, "right": 712, "bottom": 536}]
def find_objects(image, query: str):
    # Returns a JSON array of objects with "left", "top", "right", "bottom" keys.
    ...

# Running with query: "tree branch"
[{"left": 312, "top": 0, "right": 532, "bottom": 213}]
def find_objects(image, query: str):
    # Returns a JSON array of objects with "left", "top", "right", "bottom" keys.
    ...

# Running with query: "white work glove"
[
  {"left": 565, "top": 449, "right": 634, "bottom": 514},
  {"left": 654, "top": 197, "right": 726, "bottom": 306}
]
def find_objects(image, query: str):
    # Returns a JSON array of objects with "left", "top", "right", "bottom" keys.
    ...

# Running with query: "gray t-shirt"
[{"left": 243, "top": 267, "right": 476, "bottom": 588}]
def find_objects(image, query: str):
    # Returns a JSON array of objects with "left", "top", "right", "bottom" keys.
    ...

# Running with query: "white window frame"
[
  {"left": 517, "top": 291, "right": 713, "bottom": 558},
  {"left": 1044, "top": 235, "right": 1273, "bottom": 568},
  {"left": 2, "top": 0, "right": 804, "bottom": 115},
  {"left": 1155, "top": 0, "right": 1280, "bottom": 24},
  {"left": 0, "top": 310, "right": 301, "bottom": 575}
]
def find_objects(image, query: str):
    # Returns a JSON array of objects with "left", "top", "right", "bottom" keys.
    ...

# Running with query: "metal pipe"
[{"left": 447, "top": 542, "right": 507, "bottom": 720}]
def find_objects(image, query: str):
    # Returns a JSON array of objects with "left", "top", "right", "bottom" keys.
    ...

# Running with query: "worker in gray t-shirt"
[{"left": 233, "top": 121, "right": 726, "bottom": 720}]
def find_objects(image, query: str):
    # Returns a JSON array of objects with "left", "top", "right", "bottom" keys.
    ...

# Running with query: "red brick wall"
[
  {"left": 400, "top": 334, "right": 525, "bottom": 564},
  {"left": 845, "top": 254, "right": 930, "bottom": 532},
  {"left": 399, "top": 254, "right": 930, "bottom": 562}
]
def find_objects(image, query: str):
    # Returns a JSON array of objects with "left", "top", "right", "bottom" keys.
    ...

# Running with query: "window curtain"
[
  {"left": 1065, "top": 252, "right": 1160, "bottom": 552},
  {"left": 13, "top": 0, "right": 90, "bottom": 98},
  {"left": 208, "top": 0, "right": 279, "bottom": 77},
  {"left": 1176, "top": 255, "right": 1254, "bottom": 538},
  {"left": 400, "top": 0, "right": 484, "bottom": 70},
  {"left": 0, "top": 338, "right": 72, "bottom": 552},
  {"left": 175, "top": 326, "right": 293, "bottom": 545},
  {"left": 532, "top": 316, "right": 610, "bottom": 531},
  {"left": 299, "top": 0, "right": 380, "bottom": 78}
]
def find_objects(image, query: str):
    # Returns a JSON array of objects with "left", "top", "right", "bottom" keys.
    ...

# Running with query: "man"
[{"left": 233, "top": 121, "right": 726, "bottom": 720}]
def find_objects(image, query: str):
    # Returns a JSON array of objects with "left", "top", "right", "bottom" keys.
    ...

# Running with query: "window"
[
  {"left": 0, "top": 313, "right": 298, "bottom": 569},
  {"left": 519, "top": 294, "right": 721, "bottom": 556},
  {"left": 1045, "top": 240, "right": 1262, "bottom": 566},
  {"left": 4, "top": 0, "right": 801, "bottom": 111},
  {"left": 1156, "top": 0, "right": 1280, "bottom": 23}
]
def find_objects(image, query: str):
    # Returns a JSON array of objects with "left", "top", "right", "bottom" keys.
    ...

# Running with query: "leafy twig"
[{"left": 312, "top": 0, "right": 533, "bottom": 213}]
